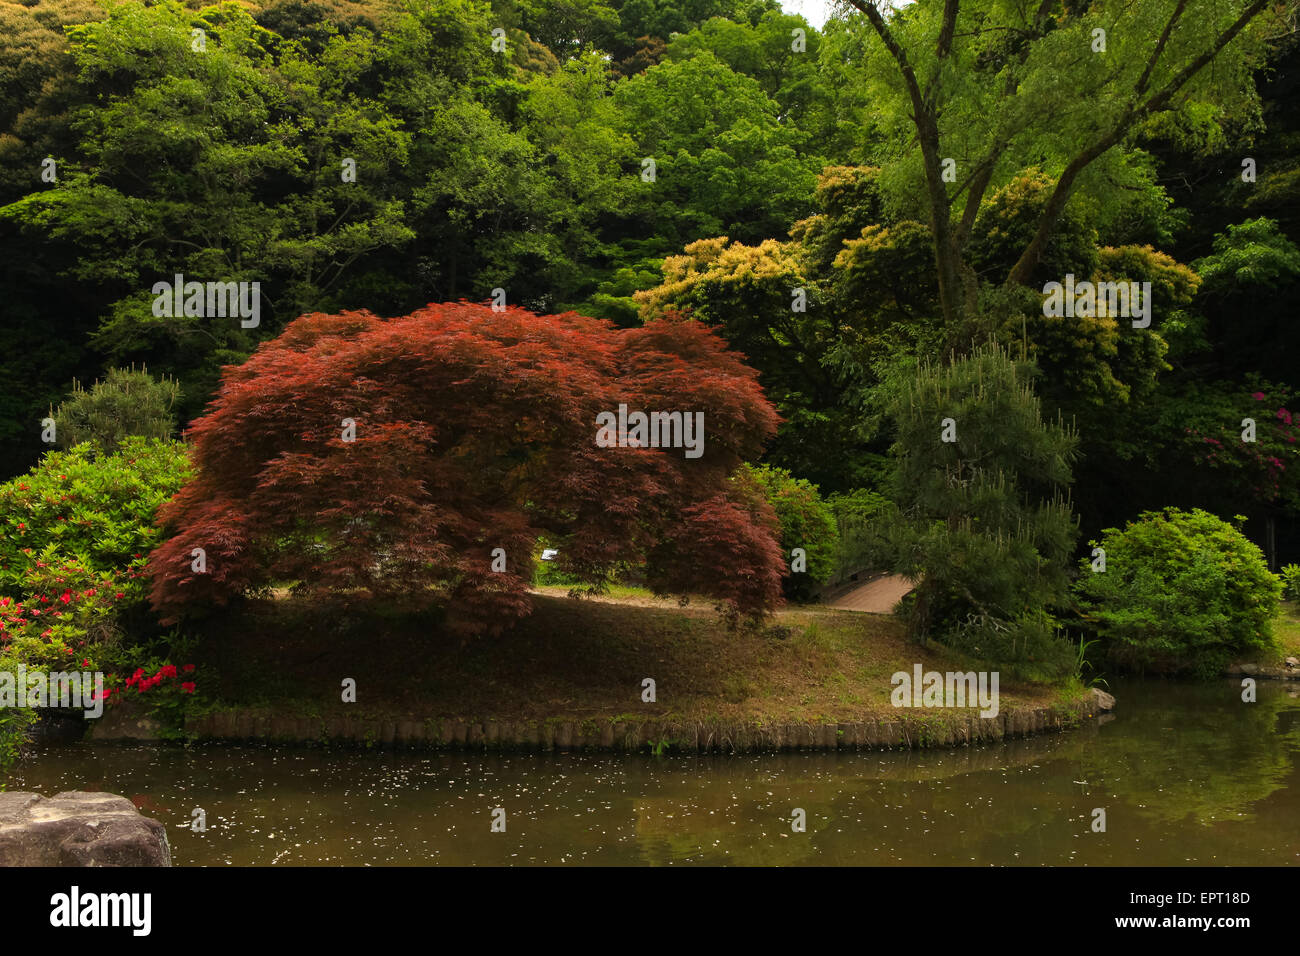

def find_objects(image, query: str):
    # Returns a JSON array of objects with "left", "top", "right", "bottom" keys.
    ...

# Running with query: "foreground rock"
[{"left": 0, "top": 792, "right": 171, "bottom": 867}]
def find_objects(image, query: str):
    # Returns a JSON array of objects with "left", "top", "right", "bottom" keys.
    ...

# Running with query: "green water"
[{"left": 5, "top": 677, "right": 1299, "bottom": 865}]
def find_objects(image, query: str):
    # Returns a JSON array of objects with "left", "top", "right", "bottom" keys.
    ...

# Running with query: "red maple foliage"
[{"left": 147, "top": 302, "right": 786, "bottom": 633}]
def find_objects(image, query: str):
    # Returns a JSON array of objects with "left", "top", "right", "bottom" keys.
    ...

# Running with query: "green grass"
[
  {"left": 1269, "top": 601, "right": 1300, "bottom": 663},
  {"left": 184, "top": 590, "right": 1072, "bottom": 725}
]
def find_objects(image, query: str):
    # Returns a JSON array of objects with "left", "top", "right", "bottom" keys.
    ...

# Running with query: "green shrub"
[
  {"left": 1074, "top": 508, "right": 1281, "bottom": 677},
  {"left": 0, "top": 437, "right": 191, "bottom": 600},
  {"left": 1280, "top": 563, "right": 1300, "bottom": 601},
  {"left": 943, "top": 608, "right": 1076, "bottom": 684},
  {"left": 534, "top": 557, "right": 584, "bottom": 587},
  {"left": 0, "top": 558, "right": 130, "bottom": 671},
  {"left": 740, "top": 464, "right": 837, "bottom": 602},
  {"left": 0, "top": 675, "right": 38, "bottom": 777},
  {"left": 52, "top": 367, "right": 180, "bottom": 455}
]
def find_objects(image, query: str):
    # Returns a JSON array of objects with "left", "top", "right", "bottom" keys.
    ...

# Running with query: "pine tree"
[{"left": 890, "top": 342, "right": 1078, "bottom": 677}]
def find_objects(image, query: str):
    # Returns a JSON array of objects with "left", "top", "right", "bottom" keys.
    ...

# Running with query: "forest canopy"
[{"left": 1, "top": 0, "right": 1298, "bottom": 644}]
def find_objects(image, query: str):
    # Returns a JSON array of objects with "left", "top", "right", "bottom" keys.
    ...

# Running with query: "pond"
[{"left": 5, "top": 677, "right": 1299, "bottom": 866}]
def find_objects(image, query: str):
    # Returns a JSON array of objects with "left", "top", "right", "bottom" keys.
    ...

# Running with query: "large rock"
[
  {"left": 1090, "top": 687, "right": 1116, "bottom": 712},
  {"left": 0, "top": 792, "right": 171, "bottom": 867}
]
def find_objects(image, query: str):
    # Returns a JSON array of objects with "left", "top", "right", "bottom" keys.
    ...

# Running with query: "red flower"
[
  {"left": 181, "top": 682, "right": 196, "bottom": 694},
  {"left": 159, "top": 664, "right": 178, "bottom": 678},
  {"left": 59, "top": 591, "right": 72, "bottom": 604},
  {"left": 182, "top": 664, "right": 195, "bottom": 673}
]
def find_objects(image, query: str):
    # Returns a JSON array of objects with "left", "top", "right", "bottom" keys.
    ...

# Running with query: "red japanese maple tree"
[{"left": 146, "top": 302, "right": 786, "bottom": 632}]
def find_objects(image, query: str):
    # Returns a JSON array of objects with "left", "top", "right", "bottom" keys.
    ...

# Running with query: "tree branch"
[
  {"left": 1006, "top": 0, "right": 1269, "bottom": 286},
  {"left": 1134, "top": 0, "right": 1189, "bottom": 97},
  {"left": 936, "top": 0, "right": 961, "bottom": 59}
]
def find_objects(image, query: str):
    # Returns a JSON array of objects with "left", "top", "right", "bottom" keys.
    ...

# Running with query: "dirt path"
[{"left": 825, "top": 574, "right": 915, "bottom": 613}]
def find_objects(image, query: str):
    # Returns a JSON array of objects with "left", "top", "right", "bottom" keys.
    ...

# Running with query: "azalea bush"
[
  {"left": 1181, "top": 381, "right": 1300, "bottom": 513},
  {"left": 0, "top": 558, "right": 130, "bottom": 671},
  {"left": 0, "top": 552, "right": 198, "bottom": 761},
  {"left": 1075, "top": 508, "right": 1281, "bottom": 677},
  {"left": 113, "top": 660, "right": 199, "bottom": 737},
  {"left": 0, "top": 560, "right": 129, "bottom": 773},
  {"left": 0, "top": 437, "right": 191, "bottom": 600}
]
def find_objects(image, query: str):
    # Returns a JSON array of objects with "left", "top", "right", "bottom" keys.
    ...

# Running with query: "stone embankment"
[{"left": 161, "top": 688, "right": 1117, "bottom": 752}]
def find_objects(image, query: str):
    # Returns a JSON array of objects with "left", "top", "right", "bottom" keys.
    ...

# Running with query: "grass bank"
[{"left": 121, "top": 587, "right": 1102, "bottom": 751}]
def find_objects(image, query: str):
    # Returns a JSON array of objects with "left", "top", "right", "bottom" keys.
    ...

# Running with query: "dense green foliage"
[
  {"left": 740, "top": 463, "right": 837, "bottom": 601},
  {"left": 0, "top": 437, "right": 192, "bottom": 598},
  {"left": 827, "top": 487, "right": 897, "bottom": 577},
  {"left": 0, "top": 0, "right": 1296, "bottom": 681},
  {"left": 1280, "top": 563, "right": 1300, "bottom": 601},
  {"left": 1075, "top": 508, "right": 1282, "bottom": 676}
]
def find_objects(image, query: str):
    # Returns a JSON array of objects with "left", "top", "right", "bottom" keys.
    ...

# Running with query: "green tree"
[
  {"left": 1187, "top": 218, "right": 1300, "bottom": 379},
  {"left": 0, "top": 1, "right": 413, "bottom": 422},
  {"left": 634, "top": 236, "right": 868, "bottom": 489},
  {"left": 613, "top": 52, "right": 819, "bottom": 249},
  {"left": 665, "top": 9, "right": 824, "bottom": 122},
  {"left": 840, "top": 0, "right": 1278, "bottom": 325},
  {"left": 890, "top": 342, "right": 1078, "bottom": 678},
  {"left": 52, "top": 367, "right": 180, "bottom": 455}
]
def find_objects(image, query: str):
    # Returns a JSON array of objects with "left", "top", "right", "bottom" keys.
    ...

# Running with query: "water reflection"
[{"left": 5, "top": 678, "right": 1298, "bottom": 865}]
